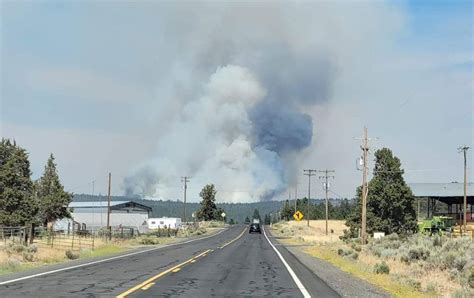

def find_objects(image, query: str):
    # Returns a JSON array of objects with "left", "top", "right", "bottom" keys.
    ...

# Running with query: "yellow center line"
[
  {"left": 171, "top": 268, "right": 181, "bottom": 273},
  {"left": 219, "top": 228, "right": 246, "bottom": 249},
  {"left": 141, "top": 283, "right": 154, "bottom": 290},
  {"left": 116, "top": 249, "right": 211, "bottom": 298}
]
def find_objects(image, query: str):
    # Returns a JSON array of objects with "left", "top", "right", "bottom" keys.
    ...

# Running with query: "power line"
[{"left": 303, "top": 169, "right": 317, "bottom": 227}]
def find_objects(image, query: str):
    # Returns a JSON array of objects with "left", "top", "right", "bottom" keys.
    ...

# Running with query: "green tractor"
[{"left": 418, "top": 216, "right": 455, "bottom": 235}]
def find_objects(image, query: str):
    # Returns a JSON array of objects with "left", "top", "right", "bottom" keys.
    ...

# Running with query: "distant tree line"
[
  {"left": 278, "top": 198, "right": 355, "bottom": 222},
  {"left": 0, "top": 139, "right": 72, "bottom": 229}
]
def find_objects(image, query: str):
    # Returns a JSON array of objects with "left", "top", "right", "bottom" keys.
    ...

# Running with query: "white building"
[
  {"left": 147, "top": 217, "right": 182, "bottom": 229},
  {"left": 55, "top": 201, "right": 152, "bottom": 233}
]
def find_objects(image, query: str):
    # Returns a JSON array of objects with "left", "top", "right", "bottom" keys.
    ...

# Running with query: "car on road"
[{"left": 249, "top": 223, "right": 261, "bottom": 234}]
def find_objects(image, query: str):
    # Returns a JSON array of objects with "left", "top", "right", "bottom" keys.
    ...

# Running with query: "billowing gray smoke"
[{"left": 124, "top": 3, "right": 337, "bottom": 202}]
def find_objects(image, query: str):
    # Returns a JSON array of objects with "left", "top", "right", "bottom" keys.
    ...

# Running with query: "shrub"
[
  {"left": 386, "top": 233, "right": 399, "bottom": 241},
  {"left": 337, "top": 248, "right": 344, "bottom": 256},
  {"left": 404, "top": 278, "right": 421, "bottom": 290},
  {"left": 451, "top": 288, "right": 469, "bottom": 298},
  {"left": 443, "top": 252, "right": 457, "bottom": 269},
  {"left": 468, "top": 267, "right": 474, "bottom": 288},
  {"left": 6, "top": 243, "right": 25, "bottom": 255},
  {"left": 453, "top": 257, "right": 467, "bottom": 271},
  {"left": 330, "top": 229, "right": 334, "bottom": 234},
  {"left": 374, "top": 261, "right": 390, "bottom": 274},
  {"left": 432, "top": 235, "right": 442, "bottom": 247},
  {"left": 351, "top": 252, "right": 359, "bottom": 260},
  {"left": 22, "top": 251, "right": 36, "bottom": 262},
  {"left": 408, "top": 247, "right": 430, "bottom": 261},
  {"left": 381, "top": 249, "right": 397, "bottom": 258},
  {"left": 65, "top": 250, "right": 79, "bottom": 260},
  {"left": 139, "top": 237, "right": 158, "bottom": 245},
  {"left": 425, "top": 281, "right": 437, "bottom": 293},
  {"left": 0, "top": 258, "right": 21, "bottom": 271},
  {"left": 26, "top": 244, "right": 38, "bottom": 253}
]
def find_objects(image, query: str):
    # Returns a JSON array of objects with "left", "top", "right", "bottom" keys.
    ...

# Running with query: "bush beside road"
[{"left": 271, "top": 220, "right": 473, "bottom": 297}]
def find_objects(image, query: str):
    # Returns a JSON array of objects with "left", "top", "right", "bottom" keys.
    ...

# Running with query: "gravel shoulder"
[{"left": 278, "top": 243, "right": 392, "bottom": 298}]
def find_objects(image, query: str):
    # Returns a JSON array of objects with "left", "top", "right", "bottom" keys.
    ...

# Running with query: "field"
[
  {"left": 271, "top": 220, "right": 473, "bottom": 298},
  {"left": 0, "top": 223, "right": 222, "bottom": 275}
]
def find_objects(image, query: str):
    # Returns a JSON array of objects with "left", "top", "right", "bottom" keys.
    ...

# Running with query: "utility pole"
[
  {"left": 92, "top": 180, "right": 95, "bottom": 231},
  {"left": 458, "top": 146, "right": 470, "bottom": 234},
  {"left": 181, "top": 176, "right": 190, "bottom": 224},
  {"left": 304, "top": 169, "right": 317, "bottom": 227},
  {"left": 319, "top": 170, "right": 335, "bottom": 235},
  {"left": 294, "top": 184, "right": 298, "bottom": 213},
  {"left": 106, "top": 173, "right": 111, "bottom": 240},
  {"left": 357, "top": 127, "right": 371, "bottom": 244}
]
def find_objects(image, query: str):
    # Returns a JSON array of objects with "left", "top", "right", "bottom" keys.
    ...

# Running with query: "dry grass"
[
  {"left": 272, "top": 220, "right": 346, "bottom": 243},
  {"left": 271, "top": 221, "right": 472, "bottom": 298}
]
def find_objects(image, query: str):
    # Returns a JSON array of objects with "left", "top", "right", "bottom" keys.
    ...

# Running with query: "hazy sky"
[{"left": 1, "top": 0, "right": 472, "bottom": 202}]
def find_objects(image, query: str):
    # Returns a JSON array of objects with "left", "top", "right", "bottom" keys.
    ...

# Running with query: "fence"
[
  {"left": 0, "top": 226, "right": 29, "bottom": 247},
  {"left": 34, "top": 229, "right": 95, "bottom": 251}
]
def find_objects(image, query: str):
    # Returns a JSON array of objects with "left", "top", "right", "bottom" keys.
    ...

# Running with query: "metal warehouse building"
[
  {"left": 56, "top": 201, "right": 152, "bottom": 233},
  {"left": 409, "top": 182, "right": 473, "bottom": 222}
]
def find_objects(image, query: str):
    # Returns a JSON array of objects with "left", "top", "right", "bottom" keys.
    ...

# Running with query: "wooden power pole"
[
  {"left": 358, "top": 127, "right": 371, "bottom": 244},
  {"left": 303, "top": 169, "right": 317, "bottom": 227},
  {"left": 294, "top": 184, "right": 298, "bottom": 213},
  {"left": 319, "top": 169, "right": 335, "bottom": 235},
  {"left": 181, "top": 176, "right": 190, "bottom": 224},
  {"left": 458, "top": 146, "right": 470, "bottom": 234},
  {"left": 106, "top": 172, "right": 111, "bottom": 239}
]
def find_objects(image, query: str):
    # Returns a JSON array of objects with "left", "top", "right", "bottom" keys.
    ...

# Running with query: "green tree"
[
  {"left": 196, "top": 184, "right": 219, "bottom": 221},
  {"left": 252, "top": 208, "right": 261, "bottom": 221},
  {"left": 36, "top": 154, "right": 73, "bottom": 227},
  {"left": 0, "top": 139, "right": 37, "bottom": 226},
  {"left": 281, "top": 200, "right": 293, "bottom": 220},
  {"left": 229, "top": 218, "right": 235, "bottom": 225},
  {"left": 264, "top": 214, "right": 271, "bottom": 225},
  {"left": 345, "top": 148, "right": 417, "bottom": 237},
  {"left": 244, "top": 216, "right": 250, "bottom": 224}
]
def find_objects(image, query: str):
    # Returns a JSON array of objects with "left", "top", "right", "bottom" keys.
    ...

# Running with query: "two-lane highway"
[{"left": 0, "top": 225, "right": 340, "bottom": 297}]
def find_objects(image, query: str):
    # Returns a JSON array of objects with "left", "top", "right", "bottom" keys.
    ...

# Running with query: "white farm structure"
[
  {"left": 147, "top": 217, "right": 182, "bottom": 229},
  {"left": 55, "top": 201, "right": 152, "bottom": 233}
]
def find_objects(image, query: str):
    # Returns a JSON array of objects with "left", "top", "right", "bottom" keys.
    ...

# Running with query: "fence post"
[{"left": 71, "top": 225, "right": 75, "bottom": 250}]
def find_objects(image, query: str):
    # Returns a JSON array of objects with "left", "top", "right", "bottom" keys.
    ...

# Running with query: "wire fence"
[
  {"left": 0, "top": 226, "right": 28, "bottom": 247},
  {"left": 34, "top": 231, "right": 95, "bottom": 251}
]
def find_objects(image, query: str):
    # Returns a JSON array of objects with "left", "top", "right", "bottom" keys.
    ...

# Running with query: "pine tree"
[
  {"left": 281, "top": 200, "right": 293, "bottom": 220},
  {"left": 196, "top": 184, "right": 219, "bottom": 221},
  {"left": 252, "top": 208, "right": 261, "bottom": 221},
  {"left": 36, "top": 154, "right": 73, "bottom": 227},
  {"left": 0, "top": 139, "right": 37, "bottom": 226},
  {"left": 345, "top": 148, "right": 417, "bottom": 236}
]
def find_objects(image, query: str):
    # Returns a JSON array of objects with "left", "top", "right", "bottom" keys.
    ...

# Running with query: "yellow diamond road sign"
[{"left": 293, "top": 210, "right": 303, "bottom": 221}]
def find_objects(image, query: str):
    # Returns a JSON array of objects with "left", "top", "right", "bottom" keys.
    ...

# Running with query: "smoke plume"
[{"left": 124, "top": 3, "right": 337, "bottom": 202}]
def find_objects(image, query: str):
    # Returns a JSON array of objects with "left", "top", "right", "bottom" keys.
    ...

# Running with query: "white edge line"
[
  {"left": 263, "top": 226, "right": 311, "bottom": 298},
  {"left": 0, "top": 228, "right": 227, "bottom": 285}
]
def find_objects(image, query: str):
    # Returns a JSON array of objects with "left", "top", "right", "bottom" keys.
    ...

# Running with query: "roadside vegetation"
[{"left": 271, "top": 148, "right": 473, "bottom": 297}]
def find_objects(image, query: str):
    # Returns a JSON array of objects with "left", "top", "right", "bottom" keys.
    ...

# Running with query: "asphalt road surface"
[{"left": 0, "top": 225, "right": 340, "bottom": 297}]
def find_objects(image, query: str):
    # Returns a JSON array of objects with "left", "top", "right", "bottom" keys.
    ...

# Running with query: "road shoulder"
[{"left": 267, "top": 230, "right": 391, "bottom": 298}]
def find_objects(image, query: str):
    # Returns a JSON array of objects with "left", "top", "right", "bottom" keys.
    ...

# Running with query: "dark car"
[{"left": 249, "top": 223, "right": 261, "bottom": 234}]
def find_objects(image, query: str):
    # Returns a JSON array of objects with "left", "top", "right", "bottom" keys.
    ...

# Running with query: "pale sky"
[{"left": 1, "top": 0, "right": 472, "bottom": 202}]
